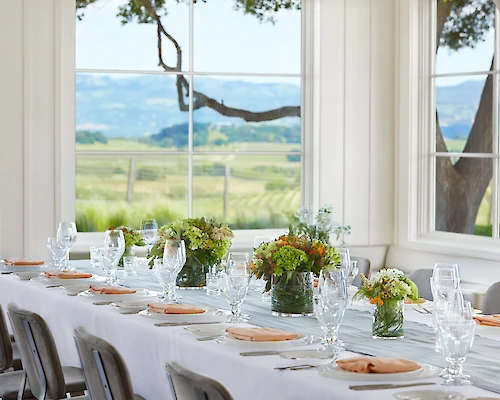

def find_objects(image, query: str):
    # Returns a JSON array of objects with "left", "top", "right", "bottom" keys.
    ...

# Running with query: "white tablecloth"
[{"left": 0, "top": 263, "right": 498, "bottom": 400}]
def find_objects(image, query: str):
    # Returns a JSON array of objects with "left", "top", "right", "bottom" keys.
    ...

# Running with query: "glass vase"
[
  {"left": 271, "top": 272, "right": 314, "bottom": 317},
  {"left": 177, "top": 257, "right": 208, "bottom": 289},
  {"left": 372, "top": 300, "right": 404, "bottom": 339}
]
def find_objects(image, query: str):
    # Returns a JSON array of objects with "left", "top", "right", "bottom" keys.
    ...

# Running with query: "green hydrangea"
[{"left": 272, "top": 246, "right": 307, "bottom": 277}]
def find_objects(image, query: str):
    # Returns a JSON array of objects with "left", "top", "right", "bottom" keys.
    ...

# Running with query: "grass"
[{"left": 75, "top": 139, "right": 301, "bottom": 232}]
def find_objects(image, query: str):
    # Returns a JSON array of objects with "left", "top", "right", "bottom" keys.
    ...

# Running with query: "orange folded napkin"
[
  {"left": 44, "top": 270, "right": 92, "bottom": 279},
  {"left": 473, "top": 315, "right": 500, "bottom": 327},
  {"left": 226, "top": 327, "right": 299, "bottom": 342},
  {"left": 147, "top": 303, "right": 206, "bottom": 315},
  {"left": 336, "top": 356, "right": 421, "bottom": 374},
  {"left": 404, "top": 298, "right": 426, "bottom": 304},
  {"left": 4, "top": 258, "right": 44, "bottom": 266},
  {"left": 89, "top": 284, "right": 136, "bottom": 295}
]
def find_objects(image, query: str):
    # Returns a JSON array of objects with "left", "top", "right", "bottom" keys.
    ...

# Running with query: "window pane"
[
  {"left": 435, "top": 75, "right": 492, "bottom": 153},
  {"left": 192, "top": 76, "right": 301, "bottom": 151},
  {"left": 192, "top": 155, "right": 301, "bottom": 229},
  {"left": 76, "top": 0, "right": 189, "bottom": 71},
  {"left": 435, "top": 0, "right": 495, "bottom": 75},
  {"left": 193, "top": 0, "right": 301, "bottom": 74},
  {"left": 76, "top": 155, "right": 188, "bottom": 232},
  {"left": 435, "top": 156, "right": 492, "bottom": 236},
  {"left": 76, "top": 73, "right": 189, "bottom": 151}
]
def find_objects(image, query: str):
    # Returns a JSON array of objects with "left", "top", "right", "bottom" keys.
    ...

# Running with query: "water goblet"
[
  {"left": 337, "top": 248, "right": 351, "bottom": 269},
  {"left": 101, "top": 230, "right": 125, "bottom": 285},
  {"left": 57, "top": 222, "right": 77, "bottom": 269},
  {"left": 141, "top": 219, "right": 158, "bottom": 253},
  {"left": 433, "top": 263, "right": 460, "bottom": 291},
  {"left": 47, "top": 237, "right": 66, "bottom": 270},
  {"left": 220, "top": 263, "right": 251, "bottom": 323},
  {"left": 156, "top": 239, "right": 185, "bottom": 302}
]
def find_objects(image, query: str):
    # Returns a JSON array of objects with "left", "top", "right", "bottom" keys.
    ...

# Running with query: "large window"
[
  {"left": 431, "top": 0, "right": 498, "bottom": 238},
  {"left": 75, "top": 0, "right": 302, "bottom": 232}
]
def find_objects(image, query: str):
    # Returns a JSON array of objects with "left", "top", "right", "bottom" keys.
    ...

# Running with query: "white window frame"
[
  {"left": 397, "top": 0, "right": 500, "bottom": 261},
  {"left": 56, "top": 0, "right": 321, "bottom": 252}
]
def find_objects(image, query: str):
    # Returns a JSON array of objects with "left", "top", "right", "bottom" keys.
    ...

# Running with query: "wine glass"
[
  {"left": 140, "top": 219, "right": 158, "bottom": 253},
  {"left": 227, "top": 252, "right": 250, "bottom": 274},
  {"left": 433, "top": 263, "right": 460, "bottom": 291},
  {"left": 315, "top": 268, "right": 348, "bottom": 353},
  {"left": 337, "top": 248, "right": 351, "bottom": 269},
  {"left": 56, "top": 222, "right": 77, "bottom": 269},
  {"left": 345, "top": 260, "right": 359, "bottom": 287},
  {"left": 437, "top": 317, "right": 475, "bottom": 386},
  {"left": 220, "top": 257, "right": 251, "bottom": 323},
  {"left": 101, "top": 230, "right": 125, "bottom": 285},
  {"left": 46, "top": 237, "right": 66, "bottom": 270},
  {"left": 153, "top": 240, "right": 186, "bottom": 303}
]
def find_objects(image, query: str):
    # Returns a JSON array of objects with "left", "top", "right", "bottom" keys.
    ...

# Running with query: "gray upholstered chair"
[
  {"left": 0, "top": 304, "right": 22, "bottom": 372},
  {"left": 408, "top": 269, "right": 434, "bottom": 301},
  {"left": 74, "top": 326, "right": 144, "bottom": 400},
  {"left": 166, "top": 361, "right": 233, "bottom": 400},
  {"left": 351, "top": 257, "right": 371, "bottom": 288},
  {"left": 482, "top": 282, "right": 500, "bottom": 315},
  {"left": 7, "top": 303, "right": 88, "bottom": 400}
]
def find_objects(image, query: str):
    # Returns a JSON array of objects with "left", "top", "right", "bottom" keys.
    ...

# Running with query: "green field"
[{"left": 76, "top": 140, "right": 301, "bottom": 232}]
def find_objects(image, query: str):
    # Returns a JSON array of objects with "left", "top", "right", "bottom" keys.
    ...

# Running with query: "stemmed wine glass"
[
  {"left": 46, "top": 237, "right": 66, "bottom": 270},
  {"left": 433, "top": 263, "right": 460, "bottom": 292},
  {"left": 220, "top": 253, "right": 251, "bottom": 323},
  {"left": 101, "top": 230, "right": 125, "bottom": 285},
  {"left": 153, "top": 240, "right": 186, "bottom": 303},
  {"left": 56, "top": 222, "right": 77, "bottom": 269},
  {"left": 141, "top": 219, "right": 158, "bottom": 253},
  {"left": 337, "top": 248, "right": 351, "bottom": 269},
  {"left": 315, "top": 268, "right": 348, "bottom": 353}
]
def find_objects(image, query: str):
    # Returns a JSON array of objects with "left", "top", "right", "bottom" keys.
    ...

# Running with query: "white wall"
[{"left": 0, "top": 0, "right": 396, "bottom": 261}]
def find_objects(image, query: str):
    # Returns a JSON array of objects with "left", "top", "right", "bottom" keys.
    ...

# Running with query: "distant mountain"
[{"left": 76, "top": 74, "right": 301, "bottom": 138}]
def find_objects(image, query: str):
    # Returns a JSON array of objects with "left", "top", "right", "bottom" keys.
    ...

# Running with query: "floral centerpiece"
[
  {"left": 253, "top": 230, "right": 341, "bottom": 316},
  {"left": 291, "top": 206, "right": 351, "bottom": 245},
  {"left": 354, "top": 268, "right": 419, "bottom": 339},
  {"left": 111, "top": 226, "right": 145, "bottom": 266},
  {"left": 147, "top": 217, "right": 234, "bottom": 288}
]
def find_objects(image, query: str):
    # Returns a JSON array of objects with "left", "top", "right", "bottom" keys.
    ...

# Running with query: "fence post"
[{"left": 127, "top": 157, "right": 136, "bottom": 204}]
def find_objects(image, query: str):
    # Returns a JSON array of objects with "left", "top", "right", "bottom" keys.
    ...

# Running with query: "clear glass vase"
[
  {"left": 372, "top": 300, "right": 404, "bottom": 339},
  {"left": 271, "top": 272, "right": 314, "bottom": 317},
  {"left": 177, "top": 257, "right": 208, "bottom": 289}
]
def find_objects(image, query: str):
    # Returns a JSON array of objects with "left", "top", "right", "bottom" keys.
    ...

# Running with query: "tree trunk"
[{"left": 434, "top": 3, "right": 493, "bottom": 234}]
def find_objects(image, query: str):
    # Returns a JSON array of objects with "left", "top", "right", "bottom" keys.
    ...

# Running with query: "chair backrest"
[
  {"left": 166, "top": 362, "right": 233, "bottom": 400},
  {"left": 0, "top": 304, "right": 13, "bottom": 372},
  {"left": 408, "top": 269, "right": 434, "bottom": 301},
  {"left": 482, "top": 282, "right": 500, "bottom": 315},
  {"left": 74, "top": 326, "right": 136, "bottom": 400},
  {"left": 351, "top": 257, "right": 371, "bottom": 288},
  {"left": 7, "top": 303, "right": 66, "bottom": 400}
]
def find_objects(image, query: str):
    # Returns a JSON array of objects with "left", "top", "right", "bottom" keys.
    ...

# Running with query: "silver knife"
[
  {"left": 155, "top": 321, "right": 223, "bottom": 327},
  {"left": 349, "top": 382, "right": 436, "bottom": 391},
  {"left": 240, "top": 351, "right": 280, "bottom": 356}
]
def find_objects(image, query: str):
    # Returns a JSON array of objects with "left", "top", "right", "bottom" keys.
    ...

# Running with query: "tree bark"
[{"left": 435, "top": 2, "right": 493, "bottom": 234}]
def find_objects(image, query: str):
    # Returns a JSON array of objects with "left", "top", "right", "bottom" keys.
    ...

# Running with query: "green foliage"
[
  {"left": 271, "top": 246, "right": 307, "bottom": 277},
  {"left": 286, "top": 154, "right": 300, "bottom": 162},
  {"left": 113, "top": 226, "right": 146, "bottom": 248},
  {"left": 76, "top": 131, "right": 108, "bottom": 145},
  {"left": 136, "top": 167, "right": 161, "bottom": 181},
  {"left": 475, "top": 224, "right": 492, "bottom": 236},
  {"left": 440, "top": 0, "right": 495, "bottom": 51}
]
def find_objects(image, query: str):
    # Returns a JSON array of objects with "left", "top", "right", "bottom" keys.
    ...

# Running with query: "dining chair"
[
  {"left": 351, "top": 257, "right": 371, "bottom": 288},
  {"left": 73, "top": 326, "right": 145, "bottom": 400},
  {"left": 482, "top": 282, "right": 500, "bottom": 315},
  {"left": 408, "top": 269, "right": 434, "bottom": 301},
  {"left": 166, "top": 361, "right": 233, "bottom": 400},
  {"left": 7, "top": 303, "right": 88, "bottom": 400}
]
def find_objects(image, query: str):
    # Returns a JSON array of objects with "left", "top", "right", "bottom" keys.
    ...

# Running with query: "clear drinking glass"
[
  {"left": 345, "top": 260, "right": 358, "bottom": 287},
  {"left": 206, "top": 272, "right": 221, "bottom": 296},
  {"left": 315, "top": 268, "right": 348, "bottom": 352},
  {"left": 101, "top": 230, "right": 125, "bottom": 285},
  {"left": 47, "top": 237, "right": 67, "bottom": 270},
  {"left": 437, "top": 318, "right": 475, "bottom": 386},
  {"left": 56, "top": 222, "right": 77, "bottom": 269},
  {"left": 89, "top": 246, "right": 103, "bottom": 268},
  {"left": 227, "top": 252, "right": 251, "bottom": 274},
  {"left": 220, "top": 260, "right": 251, "bottom": 323},
  {"left": 155, "top": 239, "right": 186, "bottom": 303},
  {"left": 123, "top": 256, "right": 138, "bottom": 276},
  {"left": 337, "top": 248, "right": 351, "bottom": 269},
  {"left": 141, "top": 219, "right": 158, "bottom": 253},
  {"left": 433, "top": 263, "right": 460, "bottom": 291}
]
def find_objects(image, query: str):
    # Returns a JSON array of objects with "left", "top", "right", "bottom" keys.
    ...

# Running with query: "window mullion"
[
  {"left": 187, "top": 0, "right": 194, "bottom": 218},
  {"left": 493, "top": 7, "right": 500, "bottom": 239}
]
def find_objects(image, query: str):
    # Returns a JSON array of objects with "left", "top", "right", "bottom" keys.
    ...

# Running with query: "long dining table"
[{"left": 1, "top": 260, "right": 499, "bottom": 400}]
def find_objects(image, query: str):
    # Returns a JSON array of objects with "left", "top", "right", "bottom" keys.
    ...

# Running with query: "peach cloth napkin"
[
  {"left": 44, "top": 271, "right": 92, "bottom": 279},
  {"left": 147, "top": 303, "right": 206, "bottom": 315},
  {"left": 336, "top": 356, "right": 421, "bottom": 374},
  {"left": 226, "top": 327, "right": 299, "bottom": 342},
  {"left": 404, "top": 298, "right": 426, "bottom": 304},
  {"left": 473, "top": 315, "right": 500, "bottom": 327},
  {"left": 4, "top": 258, "right": 44, "bottom": 266},
  {"left": 89, "top": 284, "right": 137, "bottom": 295}
]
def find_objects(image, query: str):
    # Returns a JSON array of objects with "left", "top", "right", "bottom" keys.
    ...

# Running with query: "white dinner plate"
[
  {"left": 1, "top": 264, "right": 46, "bottom": 273},
  {"left": 31, "top": 275, "right": 98, "bottom": 286},
  {"left": 138, "top": 308, "right": 227, "bottom": 323},
  {"left": 216, "top": 333, "right": 310, "bottom": 349},
  {"left": 393, "top": 390, "right": 466, "bottom": 400},
  {"left": 61, "top": 283, "right": 94, "bottom": 295},
  {"left": 184, "top": 324, "right": 234, "bottom": 336},
  {"left": 111, "top": 300, "right": 152, "bottom": 312},
  {"left": 78, "top": 288, "right": 152, "bottom": 301},
  {"left": 317, "top": 362, "right": 440, "bottom": 381}
]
